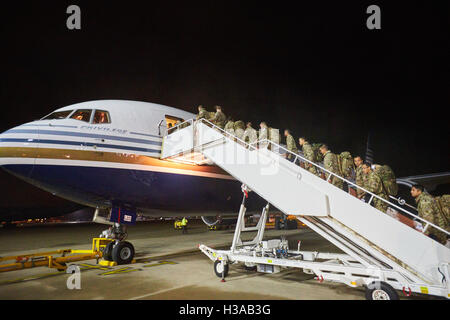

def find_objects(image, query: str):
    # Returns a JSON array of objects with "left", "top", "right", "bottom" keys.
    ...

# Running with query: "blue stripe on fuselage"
[
  {"left": 0, "top": 138, "right": 161, "bottom": 154},
  {"left": 5, "top": 129, "right": 162, "bottom": 146},
  {"left": 21, "top": 124, "right": 79, "bottom": 129}
]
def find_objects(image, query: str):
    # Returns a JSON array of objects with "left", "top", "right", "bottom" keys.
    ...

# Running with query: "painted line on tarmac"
[
  {"left": 99, "top": 260, "right": 178, "bottom": 275},
  {"left": 0, "top": 271, "right": 63, "bottom": 285},
  {"left": 78, "top": 263, "right": 111, "bottom": 271},
  {"left": 100, "top": 267, "right": 140, "bottom": 276},
  {"left": 128, "top": 284, "right": 190, "bottom": 300},
  {"left": 142, "top": 260, "right": 178, "bottom": 268},
  {"left": 0, "top": 262, "right": 113, "bottom": 285}
]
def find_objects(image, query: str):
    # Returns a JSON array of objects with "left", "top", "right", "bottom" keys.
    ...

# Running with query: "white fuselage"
[{"left": 0, "top": 100, "right": 264, "bottom": 219}]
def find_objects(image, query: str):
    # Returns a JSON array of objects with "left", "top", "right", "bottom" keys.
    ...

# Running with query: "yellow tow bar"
[{"left": 0, "top": 238, "right": 116, "bottom": 273}]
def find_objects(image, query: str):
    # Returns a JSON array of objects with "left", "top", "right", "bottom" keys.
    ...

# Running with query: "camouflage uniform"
[
  {"left": 243, "top": 126, "right": 258, "bottom": 145},
  {"left": 416, "top": 192, "right": 448, "bottom": 245},
  {"left": 178, "top": 120, "right": 189, "bottom": 129},
  {"left": 285, "top": 134, "right": 298, "bottom": 161},
  {"left": 196, "top": 108, "right": 210, "bottom": 121},
  {"left": 224, "top": 120, "right": 235, "bottom": 136},
  {"left": 323, "top": 150, "right": 344, "bottom": 189},
  {"left": 301, "top": 141, "right": 318, "bottom": 175},
  {"left": 234, "top": 121, "right": 245, "bottom": 141},
  {"left": 365, "top": 171, "right": 389, "bottom": 213},
  {"left": 258, "top": 125, "right": 269, "bottom": 148},
  {"left": 211, "top": 110, "right": 227, "bottom": 129},
  {"left": 355, "top": 164, "right": 368, "bottom": 198}
]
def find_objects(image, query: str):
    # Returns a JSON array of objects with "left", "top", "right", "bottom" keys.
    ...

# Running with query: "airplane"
[
  {"left": 1, "top": 99, "right": 448, "bottom": 229},
  {"left": 0, "top": 100, "right": 267, "bottom": 230}
]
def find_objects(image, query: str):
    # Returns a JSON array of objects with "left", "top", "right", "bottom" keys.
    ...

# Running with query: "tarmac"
[{"left": 0, "top": 220, "right": 434, "bottom": 300}]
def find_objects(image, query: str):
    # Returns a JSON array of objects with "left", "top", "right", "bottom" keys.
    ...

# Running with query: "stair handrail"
[{"left": 253, "top": 138, "right": 449, "bottom": 237}]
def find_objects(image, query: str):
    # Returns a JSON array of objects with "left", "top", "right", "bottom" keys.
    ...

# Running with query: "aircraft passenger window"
[
  {"left": 42, "top": 110, "right": 73, "bottom": 120},
  {"left": 70, "top": 109, "right": 92, "bottom": 122},
  {"left": 92, "top": 110, "right": 111, "bottom": 124}
]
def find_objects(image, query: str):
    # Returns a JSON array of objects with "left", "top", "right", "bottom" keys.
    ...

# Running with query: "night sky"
[{"left": 1, "top": 1, "right": 449, "bottom": 210}]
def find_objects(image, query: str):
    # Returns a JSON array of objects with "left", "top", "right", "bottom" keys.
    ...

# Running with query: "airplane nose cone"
[
  {"left": 0, "top": 124, "right": 37, "bottom": 179},
  {"left": 0, "top": 130, "right": 9, "bottom": 166}
]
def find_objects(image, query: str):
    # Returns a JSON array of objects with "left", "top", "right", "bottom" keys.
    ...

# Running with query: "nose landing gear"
[
  {"left": 99, "top": 223, "right": 128, "bottom": 241},
  {"left": 99, "top": 223, "right": 135, "bottom": 265}
]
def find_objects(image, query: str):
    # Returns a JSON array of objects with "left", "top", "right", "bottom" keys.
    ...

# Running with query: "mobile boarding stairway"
[{"left": 161, "top": 119, "right": 450, "bottom": 300}]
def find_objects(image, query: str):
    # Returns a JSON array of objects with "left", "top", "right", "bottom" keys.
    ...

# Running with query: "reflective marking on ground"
[
  {"left": 78, "top": 263, "right": 112, "bottom": 271},
  {"left": 100, "top": 267, "right": 140, "bottom": 276}
]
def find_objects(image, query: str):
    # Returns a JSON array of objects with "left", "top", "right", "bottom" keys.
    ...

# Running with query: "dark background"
[{"left": 1, "top": 1, "right": 449, "bottom": 210}]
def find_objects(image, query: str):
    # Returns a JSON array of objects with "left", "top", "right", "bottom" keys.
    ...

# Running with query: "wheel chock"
[
  {"left": 98, "top": 259, "right": 136, "bottom": 267},
  {"left": 98, "top": 260, "right": 117, "bottom": 267}
]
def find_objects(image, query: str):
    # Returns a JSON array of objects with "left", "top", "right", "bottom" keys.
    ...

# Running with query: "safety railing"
[
  {"left": 165, "top": 118, "right": 449, "bottom": 237},
  {"left": 389, "top": 195, "right": 418, "bottom": 212}
]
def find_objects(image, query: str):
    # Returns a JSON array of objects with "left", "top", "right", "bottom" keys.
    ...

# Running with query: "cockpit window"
[
  {"left": 70, "top": 109, "right": 92, "bottom": 122},
  {"left": 92, "top": 110, "right": 111, "bottom": 124},
  {"left": 42, "top": 110, "right": 73, "bottom": 120}
]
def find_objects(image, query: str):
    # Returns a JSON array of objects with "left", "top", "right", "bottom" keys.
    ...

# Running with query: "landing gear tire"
[
  {"left": 214, "top": 260, "right": 229, "bottom": 278},
  {"left": 102, "top": 241, "right": 115, "bottom": 261},
  {"left": 111, "top": 241, "right": 135, "bottom": 265},
  {"left": 365, "top": 281, "right": 399, "bottom": 300}
]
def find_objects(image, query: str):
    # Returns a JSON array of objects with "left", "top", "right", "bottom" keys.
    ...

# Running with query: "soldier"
[
  {"left": 298, "top": 137, "right": 318, "bottom": 175},
  {"left": 234, "top": 120, "right": 245, "bottom": 141},
  {"left": 179, "top": 119, "right": 190, "bottom": 129},
  {"left": 243, "top": 122, "right": 258, "bottom": 146},
  {"left": 224, "top": 117, "right": 235, "bottom": 136},
  {"left": 284, "top": 129, "right": 298, "bottom": 162},
  {"left": 196, "top": 105, "right": 210, "bottom": 121},
  {"left": 258, "top": 122, "right": 269, "bottom": 149},
  {"left": 174, "top": 120, "right": 181, "bottom": 131},
  {"left": 362, "top": 162, "right": 389, "bottom": 213},
  {"left": 211, "top": 105, "right": 227, "bottom": 129},
  {"left": 319, "top": 144, "right": 344, "bottom": 189},
  {"left": 411, "top": 184, "right": 448, "bottom": 245},
  {"left": 354, "top": 156, "right": 368, "bottom": 199}
]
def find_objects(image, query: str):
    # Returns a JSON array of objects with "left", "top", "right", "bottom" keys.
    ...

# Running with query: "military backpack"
[
  {"left": 376, "top": 165, "right": 398, "bottom": 196},
  {"left": 337, "top": 151, "right": 354, "bottom": 179},
  {"left": 435, "top": 195, "right": 450, "bottom": 228},
  {"left": 311, "top": 143, "right": 324, "bottom": 162},
  {"left": 234, "top": 120, "right": 245, "bottom": 130}
]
